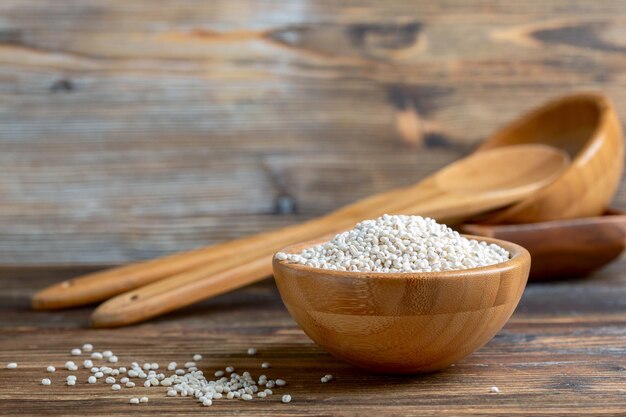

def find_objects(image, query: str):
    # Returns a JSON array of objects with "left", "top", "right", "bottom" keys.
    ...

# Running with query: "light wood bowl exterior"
[
  {"left": 273, "top": 235, "right": 530, "bottom": 374},
  {"left": 478, "top": 93, "right": 624, "bottom": 224}
]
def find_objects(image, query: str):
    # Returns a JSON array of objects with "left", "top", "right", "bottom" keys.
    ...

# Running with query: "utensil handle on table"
[{"left": 90, "top": 255, "right": 274, "bottom": 327}]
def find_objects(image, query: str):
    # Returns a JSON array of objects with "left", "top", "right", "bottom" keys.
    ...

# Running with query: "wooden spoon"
[
  {"left": 460, "top": 209, "right": 626, "bottom": 280},
  {"left": 86, "top": 144, "right": 568, "bottom": 327},
  {"left": 477, "top": 93, "right": 624, "bottom": 224}
]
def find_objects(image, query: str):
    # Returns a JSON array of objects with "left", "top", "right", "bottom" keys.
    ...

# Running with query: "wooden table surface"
[
  {"left": 2, "top": 261, "right": 626, "bottom": 416},
  {"left": 2, "top": 0, "right": 626, "bottom": 415}
]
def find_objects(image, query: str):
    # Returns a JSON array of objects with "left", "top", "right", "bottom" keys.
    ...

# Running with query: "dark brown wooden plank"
[
  {"left": 0, "top": 0, "right": 626, "bottom": 265},
  {"left": 1, "top": 258, "right": 626, "bottom": 416}
]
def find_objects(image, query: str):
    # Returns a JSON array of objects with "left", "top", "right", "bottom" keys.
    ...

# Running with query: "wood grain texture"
[
  {"left": 2, "top": 260, "right": 626, "bottom": 416},
  {"left": 273, "top": 236, "right": 530, "bottom": 374},
  {"left": 1, "top": 0, "right": 626, "bottom": 265}
]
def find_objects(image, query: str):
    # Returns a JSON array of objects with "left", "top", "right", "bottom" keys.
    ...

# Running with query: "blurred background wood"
[{"left": 0, "top": 0, "right": 625, "bottom": 266}]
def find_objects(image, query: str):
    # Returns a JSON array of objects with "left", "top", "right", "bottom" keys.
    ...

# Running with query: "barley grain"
[{"left": 276, "top": 215, "right": 509, "bottom": 273}]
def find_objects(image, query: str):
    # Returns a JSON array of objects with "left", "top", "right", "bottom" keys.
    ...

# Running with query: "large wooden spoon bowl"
[
  {"left": 478, "top": 93, "right": 624, "bottom": 224},
  {"left": 273, "top": 236, "right": 530, "bottom": 374}
]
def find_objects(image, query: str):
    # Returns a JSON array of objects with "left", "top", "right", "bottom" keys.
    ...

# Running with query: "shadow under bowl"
[{"left": 272, "top": 235, "right": 530, "bottom": 374}]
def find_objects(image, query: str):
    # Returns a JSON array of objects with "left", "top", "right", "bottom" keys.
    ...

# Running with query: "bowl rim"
[{"left": 273, "top": 234, "right": 530, "bottom": 281}]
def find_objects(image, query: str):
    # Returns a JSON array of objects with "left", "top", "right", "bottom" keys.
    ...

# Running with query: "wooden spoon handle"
[{"left": 91, "top": 255, "right": 274, "bottom": 327}]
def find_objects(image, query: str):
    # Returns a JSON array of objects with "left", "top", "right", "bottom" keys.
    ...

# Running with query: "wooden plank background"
[{"left": 0, "top": 0, "right": 625, "bottom": 266}]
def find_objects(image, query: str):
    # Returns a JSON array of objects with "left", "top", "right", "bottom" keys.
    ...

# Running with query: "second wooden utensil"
[
  {"left": 87, "top": 144, "right": 568, "bottom": 327},
  {"left": 461, "top": 209, "right": 626, "bottom": 280}
]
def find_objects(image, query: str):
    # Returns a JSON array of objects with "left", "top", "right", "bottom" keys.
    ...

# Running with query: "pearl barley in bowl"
[{"left": 273, "top": 215, "right": 530, "bottom": 374}]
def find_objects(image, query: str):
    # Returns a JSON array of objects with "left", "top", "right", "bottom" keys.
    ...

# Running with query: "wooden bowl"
[
  {"left": 477, "top": 93, "right": 624, "bottom": 224},
  {"left": 461, "top": 209, "right": 626, "bottom": 281},
  {"left": 272, "top": 235, "right": 530, "bottom": 374}
]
